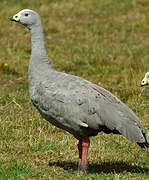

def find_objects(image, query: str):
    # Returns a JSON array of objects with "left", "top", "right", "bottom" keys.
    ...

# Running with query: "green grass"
[{"left": 0, "top": 0, "right": 149, "bottom": 179}]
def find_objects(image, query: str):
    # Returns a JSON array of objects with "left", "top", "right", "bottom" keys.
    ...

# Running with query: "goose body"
[
  {"left": 11, "top": 9, "right": 149, "bottom": 171},
  {"left": 30, "top": 70, "right": 145, "bottom": 143}
]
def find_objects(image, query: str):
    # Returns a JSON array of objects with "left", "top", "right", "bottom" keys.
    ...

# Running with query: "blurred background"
[{"left": 0, "top": 0, "right": 149, "bottom": 179}]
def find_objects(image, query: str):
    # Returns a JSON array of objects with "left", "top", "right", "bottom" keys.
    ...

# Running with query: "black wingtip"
[
  {"left": 137, "top": 142, "right": 149, "bottom": 149},
  {"left": 137, "top": 133, "right": 149, "bottom": 149}
]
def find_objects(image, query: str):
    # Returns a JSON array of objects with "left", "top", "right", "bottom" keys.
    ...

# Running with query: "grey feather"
[{"left": 11, "top": 9, "right": 149, "bottom": 148}]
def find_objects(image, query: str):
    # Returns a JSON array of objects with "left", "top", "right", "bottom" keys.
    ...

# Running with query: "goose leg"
[
  {"left": 77, "top": 139, "right": 82, "bottom": 171},
  {"left": 77, "top": 137, "right": 90, "bottom": 172}
]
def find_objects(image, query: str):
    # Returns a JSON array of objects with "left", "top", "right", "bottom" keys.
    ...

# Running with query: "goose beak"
[
  {"left": 10, "top": 17, "right": 16, "bottom": 21},
  {"left": 141, "top": 77, "right": 147, "bottom": 86},
  {"left": 10, "top": 13, "right": 21, "bottom": 22}
]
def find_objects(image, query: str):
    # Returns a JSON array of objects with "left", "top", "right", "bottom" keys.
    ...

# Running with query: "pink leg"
[
  {"left": 77, "top": 137, "right": 90, "bottom": 171},
  {"left": 77, "top": 139, "right": 82, "bottom": 170}
]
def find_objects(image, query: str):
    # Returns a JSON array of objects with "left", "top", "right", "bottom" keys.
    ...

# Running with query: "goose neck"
[{"left": 30, "top": 24, "right": 47, "bottom": 57}]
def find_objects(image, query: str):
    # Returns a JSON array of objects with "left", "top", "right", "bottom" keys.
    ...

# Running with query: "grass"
[{"left": 0, "top": 0, "right": 149, "bottom": 179}]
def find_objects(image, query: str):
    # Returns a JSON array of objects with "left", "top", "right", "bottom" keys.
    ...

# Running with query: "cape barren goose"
[
  {"left": 10, "top": 9, "right": 149, "bottom": 172},
  {"left": 141, "top": 72, "right": 149, "bottom": 86}
]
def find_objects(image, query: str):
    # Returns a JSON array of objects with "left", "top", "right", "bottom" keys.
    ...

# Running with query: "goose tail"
[{"left": 137, "top": 133, "right": 149, "bottom": 148}]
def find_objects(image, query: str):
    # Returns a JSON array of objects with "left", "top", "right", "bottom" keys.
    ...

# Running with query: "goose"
[
  {"left": 10, "top": 9, "right": 149, "bottom": 172},
  {"left": 141, "top": 72, "right": 149, "bottom": 86}
]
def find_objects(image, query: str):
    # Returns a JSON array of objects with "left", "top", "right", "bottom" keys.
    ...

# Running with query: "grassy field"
[{"left": 0, "top": 0, "right": 149, "bottom": 179}]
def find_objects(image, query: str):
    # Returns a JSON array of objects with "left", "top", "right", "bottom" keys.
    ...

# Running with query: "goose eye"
[{"left": 24, "top": 13, "right": 29, "bottom": 16}]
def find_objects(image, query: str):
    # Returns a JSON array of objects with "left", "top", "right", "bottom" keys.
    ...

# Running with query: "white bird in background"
[{"left": 141, "top": 72, "right": 149, "bottom": 86}]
